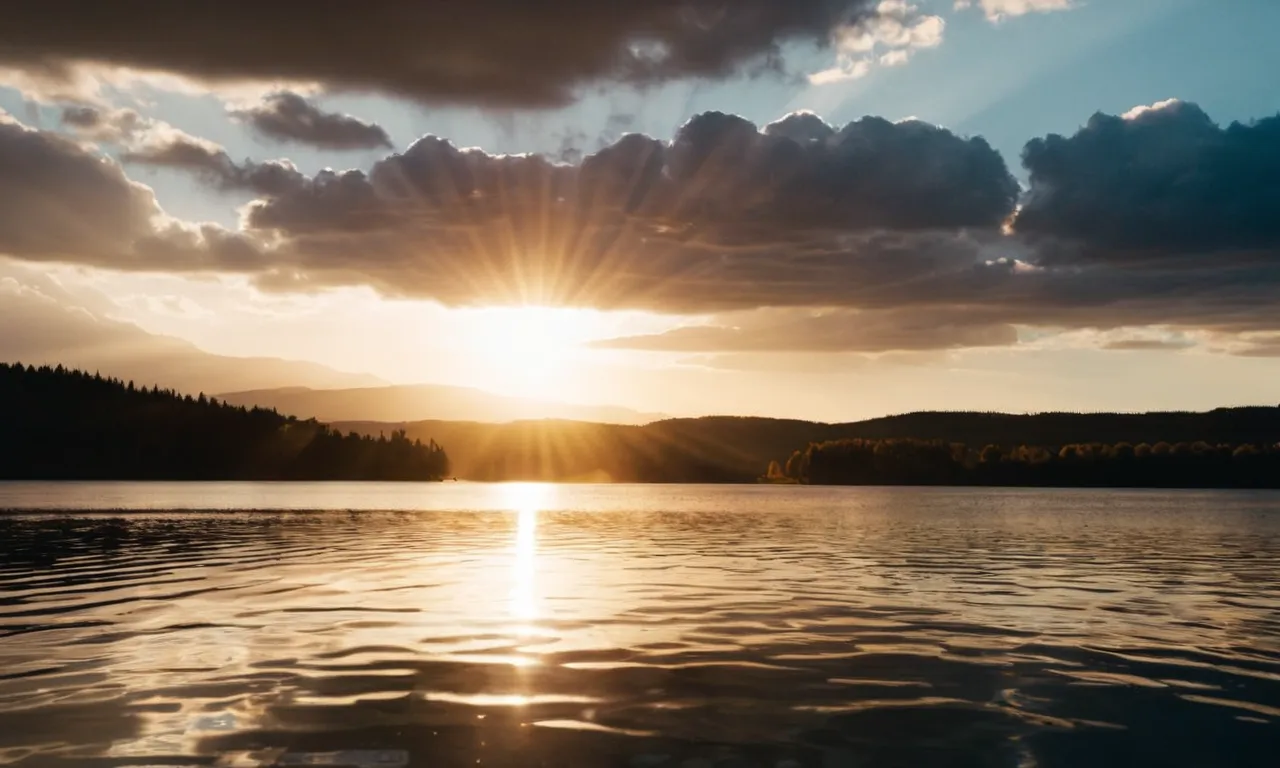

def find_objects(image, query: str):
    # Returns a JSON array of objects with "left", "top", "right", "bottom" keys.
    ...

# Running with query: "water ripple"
[{"left": 0, "top": 483, "right": 1277, "bottom": 767}]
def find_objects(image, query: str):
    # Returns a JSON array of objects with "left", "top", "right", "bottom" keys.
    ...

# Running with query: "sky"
[{"left": 1, "top": 0, "right": 1279, "bottom": 422}]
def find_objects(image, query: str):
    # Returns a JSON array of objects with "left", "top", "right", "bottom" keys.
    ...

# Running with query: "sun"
[{"left": 465, "top": 307, "right": 582, "bottom": 399}]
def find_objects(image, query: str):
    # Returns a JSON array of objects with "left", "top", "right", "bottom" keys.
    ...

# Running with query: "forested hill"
[
  {"left": 835, "top": 408, "right": 1280, "bottom": 448},
  {"left": 333, "top": 408, "right": 1280, "bottom": 482},
  {"left": 0, "top": 363, "right": 449, "bottom": 481},
  {"left": 9, "top": 359, "right": 1272, "bottom": 484}
]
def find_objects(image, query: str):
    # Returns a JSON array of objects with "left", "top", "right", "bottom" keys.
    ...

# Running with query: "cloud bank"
[
  {"left": 4, "top": 100, "right": 1279, "bottom": 354},
  {"left": 0, "top": 1, "right": 889, "bottom": 106}
]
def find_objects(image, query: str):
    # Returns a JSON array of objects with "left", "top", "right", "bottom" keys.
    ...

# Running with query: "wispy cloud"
[
  {"left": 230, "top": 91, "right": 393, "bottom": 151},
  {"left": 810, "top": 1, "right": 945, "bottom": 83},
  {"left": 954, "top": 0, "right": 1074, "bottom": 22}
]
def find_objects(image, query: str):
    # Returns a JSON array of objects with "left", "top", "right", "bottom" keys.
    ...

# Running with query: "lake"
[{"left": 1, "top": 483, "right": 1277, "bottom": 767}]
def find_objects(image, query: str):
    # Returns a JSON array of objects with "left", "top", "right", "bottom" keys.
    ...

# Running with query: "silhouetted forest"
[
  {"left": 832, "top": 409, "right": 1280, "bottom": 448},
  {"left": 9, "top": 360, "right": 1276, "bottom": 487},
  {"left": 776, "top": 438, "right": 1280, "bottom": 488},
  {"left": 335, "top": 409, "right": 1280, "bottom": 485},
  {"left": 0, "top": 363, "right": 449, "bottom": 480}
]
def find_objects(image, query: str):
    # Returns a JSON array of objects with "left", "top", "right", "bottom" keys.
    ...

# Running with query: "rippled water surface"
[{"left": 1, "top": 483, "right": 1278, "bottom": 767}]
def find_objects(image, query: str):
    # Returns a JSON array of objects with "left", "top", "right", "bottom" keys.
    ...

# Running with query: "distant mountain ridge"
[
  {"left": 5, "top": 353, "right": 1279, "bottom": 484},
  {"left": 0, "top": 274, "right": 385, "bottom": 393},
  {"left": 216, "top": 384, "right": 666, "bottom": 425},
  {"left": 333, "top": 407, "right": 1280, "bottom": 482}
]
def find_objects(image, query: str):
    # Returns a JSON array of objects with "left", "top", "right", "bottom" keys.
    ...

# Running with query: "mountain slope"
[
  {"left": 334, "top": 408, "right": 1280, "bottom": 481},
  {"left": 216, "top": 384, "right": 666, "bottom": 425},
  {"left": 0, "top": 278, "right": 384, "bottom": 393}
]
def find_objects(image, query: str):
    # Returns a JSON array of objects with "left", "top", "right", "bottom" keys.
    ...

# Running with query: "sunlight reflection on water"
[
  {"left": 0, "top": 484, "right": 1277, "bottom": 767},
  {"left": 507, "top": 482, "right": 545, "bottom": 625}
]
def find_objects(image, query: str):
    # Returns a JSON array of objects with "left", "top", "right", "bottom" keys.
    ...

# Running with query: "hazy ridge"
[
  {"left": 336, "top": 407, "right": 1280, "bottom": 482},
  {"left": 217, "top": 384, "right": 666, "bottom": 425}
]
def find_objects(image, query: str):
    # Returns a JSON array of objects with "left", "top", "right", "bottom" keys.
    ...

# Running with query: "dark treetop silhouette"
[
  {"left": 776, "top": 437, "right": 1280, "bottom": 489},
  {"left": 0, "top": 363, "right": 448, "bottom": 481}
]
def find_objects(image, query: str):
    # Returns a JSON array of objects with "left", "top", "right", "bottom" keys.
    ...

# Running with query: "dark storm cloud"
[
  {"left": 0, "top": 1, "right": 883, "bottom": 107},
  {"left": 225, "top": 111, "right": 1017, "bottom": 306},
  {"left": 1015, "top": 100, "right": 1280, "bottom": 252},
  {"left": 211, "top": 111, "right": 1019, "bottom": 310},
  {"left": 657, "top": 111, "right": 1018, "bottom": 230},
  {"left": 232, "top": 92, "right": 393, "bottom": 151}
]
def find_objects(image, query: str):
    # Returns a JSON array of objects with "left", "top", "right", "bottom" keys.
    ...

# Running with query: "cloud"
[
  {"left": 954, "top": 0, "right": 1073, "bottom": 21},
  {"left": 0, "top": 2, "right": 895, "bottom": 107},
  {"left": 123, "top": 140, "right": 309, "bottom": 199},
  {"left": 57, "top": 105, "right": 302, "bottom": 197},
  {"left": 809, "top": 1, "right": 944, "bottom": 83},
  {"left": 60, "top": 105, "right": 151, "bottom": 143},
  {"left": 0, "top": 112, "right": 258, "bottom": 272},
  {"left": 61, "top": 110, "right": 311, "bottom": 198},
  {"left": 59, "top": 105, "right": 222, "bottom": 162},
  {"left": 228, "top": 110, "right": 1017, "bottom": 307},
  {"left": 594, "top": 308, "right": 1018, "bottom": 353},
  {"left": 1014, "top": 100, "right": 1280, "bottom": 251},
  {"left": 248, "top": 108, "right": 1015, "bottom": 237},
  {"left": 231, "top": 91, "right": 393, "bottom": 150},
  {"left": 120, "top": 131, "right": 233, "bottom": 174},
  {"left": 1219, "top": 334, "right": 1280, "bottom": 359},
  {"left": 8, "top": 102, "right": 1280, "bottom": 358},
  {"left": 677, "top": 352, "right": 878, "bottom": 373},
  {"left": 1102, "top": 339, "right": 1195, "bottom": 352},
  {"left": 1233, "top": 343, "right": 1280, "bottom": 358},
  {"left": 879, "top": 50, "right": 912, "bottom": 67},
  {"left": 1, "top": 112, "right": 168, "bottom": 265}
]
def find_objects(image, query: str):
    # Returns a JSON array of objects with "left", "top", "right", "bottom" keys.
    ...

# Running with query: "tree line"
[
  {"left": 772, "top": 438, "right": 1280, "bottom": 488},
  {"left": 0, "top": 363, "right": 449, "bottom": 481}
]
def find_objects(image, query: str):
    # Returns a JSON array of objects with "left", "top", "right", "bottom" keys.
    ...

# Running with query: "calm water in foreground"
[{"left": 1, "top": 483, "right": 1278, "bottom": 768}]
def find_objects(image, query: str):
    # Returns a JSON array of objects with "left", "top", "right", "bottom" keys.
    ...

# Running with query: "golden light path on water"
[{"left": 507, "top": 482, "right": 546, "bottom": 626}]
